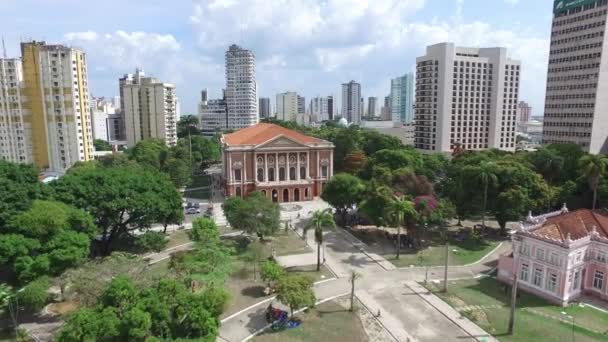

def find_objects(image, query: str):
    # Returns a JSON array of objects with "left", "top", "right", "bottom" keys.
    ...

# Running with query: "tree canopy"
[{"left": 223, "top": 192, "right": 280, "bottom": 240}]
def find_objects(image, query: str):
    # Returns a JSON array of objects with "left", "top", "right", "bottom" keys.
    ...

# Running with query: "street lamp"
[{"left": 561, "top": 311, "right": 575, "bottom": 342}]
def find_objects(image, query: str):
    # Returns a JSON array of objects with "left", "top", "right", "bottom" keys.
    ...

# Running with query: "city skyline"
[{"left": 2, "top": 0, "right": 554, "bottom": 115}]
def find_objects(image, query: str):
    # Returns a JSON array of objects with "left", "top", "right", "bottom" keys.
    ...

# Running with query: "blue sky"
[{"left": 2, "top": 0, "right": 553, "bottom": 115}]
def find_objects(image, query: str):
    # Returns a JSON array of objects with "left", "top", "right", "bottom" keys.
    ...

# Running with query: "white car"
[{"left": 185, "top": 208, "right": 201, "bottom": 215}]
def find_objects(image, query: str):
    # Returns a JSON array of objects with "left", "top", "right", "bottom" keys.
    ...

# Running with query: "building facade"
[
  {"left": 225, "top": 45, "right": 258, "bottom": 130},
  {"left": 391, "top": 73, "right": 415, "bottom": 125},
  {"left": 0, "top": 58, "right": 31, "bottom": 164},
  {"left": 276, "top": 91, "right": 299, "bottom": 122},
  {"left": 310, "top": 96, "right": 334, "bottom": 122},
  {"left": 221, "top": 123, "right": 334, "bottom": 202},
  {"left": 543, "top": 0, "right": 608, "bottom": 153},
  {"left": 414, "top": 43, "right": 520, "bottom": 153},
  {"left": 120, "top": 69, "right": 178, "bottom": 147},
  {"left": 498, "top": 206, "right": 608, "bottom": 306},
  {"left": 199, "top": 89, "right": 227, "bottom": 137},
  {"left": 259, "top": 97, "right": 271, "bottom": 119},
  {"left": 90, "top": 96, "right": 118, "bottom": 142},
  {"left": 367, "top": 97, "right": 378, "bottom": 118},
  {"left": 517, "top": 101, "right": 532, "bottom": 123},
  {"left": 381, "top": 95, "right": 392, "bottom": 121},
  {"left": 341, "top": 80, "right": 362, "bottom": 124}
]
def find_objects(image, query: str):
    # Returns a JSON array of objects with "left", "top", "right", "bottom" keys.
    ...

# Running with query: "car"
[{"left": 185, "top": 208, "right": 201, "bottom": 215}]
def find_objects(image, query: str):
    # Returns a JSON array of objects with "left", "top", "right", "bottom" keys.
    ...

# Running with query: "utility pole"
[
  {"left": 508, "top": 273, "right": 518, "bottom": 335},
  {"left": 443, "top": 239, "right": 449, "bottom": 292}
]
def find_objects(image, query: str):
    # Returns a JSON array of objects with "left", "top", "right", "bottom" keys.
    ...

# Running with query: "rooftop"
[
  {"left": 526, "top": 209, "right": 608, "bottom": 242},
  {"left": 223, "top": 123, "right": 325, "bottom": 146}
]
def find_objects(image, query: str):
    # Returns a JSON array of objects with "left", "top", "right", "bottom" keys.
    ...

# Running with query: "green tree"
[
  {"left": 321, "top": 173, "right": 364, "bottom": 222},
  {"left": 200, "top": 286, "right": 229, "bottom": 318},
  {"left": 189, "top": 217, "right": 220, "bottom": 244},
  {"left": 469, "top": 162, "right": 498, "bottom": 228},
  {"left": 223, "top": 192, "right": 280, "bottom": 240},
  {"left": 359, "top": 185, "right": 394, "bottom": 227},
  {"left": 386, "top": 196, "right": 417, "bottom": 259},
  {"left": 276, "top": 274, "right": 316, "bottom": 318},
  {"left": 304, "top": 209, "right": 336, "bottom": 271},
  {"left": 122, "top": 307, "right": 152, "bottom": 341},
  {"left": 128, "top": 139, "right": 169, "bottom": 170},
  {"left": 56, "top": 307, "right": 121, "bottom": 342},
  {"left": 16, "top": 276, "right": 50, "bottom": 311},
  {"left": 177, "top": 115, "right": 201, "bottom": 139},
  {"left": 135, "top": 231, "right": 168, "bottom": 253},
  {"left": 528, "top": 148, "right": 564, "bottom": 184},
  {"left": 260, "top": 259, "right": 284, "bottom": 289},
  {"left": 579, "top": 154, "right": 608, "bottom": 209},
  {"left": 52, "top": 164, "right": 183, "bottom": 255},
  {"left": 546, "top": 143, "right": 584, "bottom": 183},
  {"left": 94, "top": 139, "right": 113, "bottom": 151},
  {"left": 0, "top": 160, "right": 43, "bottom": 229},
  {"left": 163, "top": 156, "right": 192, "bottom": 188},
  {"left": 495, "top": 188, "right": 529, "bottom": 235}
]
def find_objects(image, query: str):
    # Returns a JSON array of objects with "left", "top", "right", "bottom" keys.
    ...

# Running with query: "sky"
[{"left": 1, "top": 0, "right": 554, "bottom": 115}]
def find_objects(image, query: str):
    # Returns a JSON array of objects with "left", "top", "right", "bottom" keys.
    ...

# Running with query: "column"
[
  {"left": 296, "top": 153, "right": 300, "bottom": 180},
  {"left": 228, "top": 153, "right": 232, "bottom": 182},
  {"left": 306, "top": 151, "right": 309, "bottom": 179},
  {"left": 264, "top": 153, "right": 268, "bottom": 182},
  {"left": 275, "top": 153, "right": 279, "bottom": 182},
  {"left": 329, "top": 150, "right": 333, "bottom": 177}
]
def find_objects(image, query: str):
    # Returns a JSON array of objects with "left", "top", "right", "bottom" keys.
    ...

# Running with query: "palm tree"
[
  {"left": 386, "top": 196, "right": 417, "bottom": 259},
  {"left": 579, "top": 154, "right": 608, "bottom": 209},
  {"left": 304, "top": 209, "right": 336, "bottom": 271},
  {"left": 476, "top": 162, "right": 498, "bottom": 228}
]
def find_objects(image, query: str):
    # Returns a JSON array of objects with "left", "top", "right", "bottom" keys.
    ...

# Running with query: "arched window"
[
  {"left": 272, "top": 189, "right": 278, "bottom": 202},
  {"left": 289, "top": 167, "right": 296, "bottom": 181},
  {"left": 294, "top": 189, "right": 300, "bottom": 201},
  {"left": 305, "top": 188, "right": 309, "bottom": 199},
  {"left": 257, "top": 168, "right": 264, "bottom": 182},
  {"left": 279, "top": 167, "right": 286, "bottom": 181},
  {"left": 268, "top": 168, "right": 275, "bottom": 182},
  {"left": 261, "top": 190, "right": 267, "bottom": 197},
  {"left": 283, "top": 189, "right": 289, "bottom": 202},
  {"left": 234, "top": 169, "right": 242, "bottom": 181},
  {"left": 321, "top": 165, "right": 328, "bottom": 178},
  {"left": 236, "top": 187, "right": 242, "bottom": 197},
  {"left": 300, "top": 167, "right": 306, "bottom": 179}
]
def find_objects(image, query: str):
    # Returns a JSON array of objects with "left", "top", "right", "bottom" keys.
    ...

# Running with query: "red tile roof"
[
  {"left": 530, "top": 209, "right": 608, "bottom": 241},
  {"left": 223, "top": 123, "right": 325, "bottom": 146}
]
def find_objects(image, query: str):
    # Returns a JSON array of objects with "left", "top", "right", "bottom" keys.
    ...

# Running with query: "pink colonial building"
[
  {"left": 220, "top": 123, "right": 334, "bottom": 202},
  {"left": 498, "top": 206, "right": 608, "bottom": 306}
]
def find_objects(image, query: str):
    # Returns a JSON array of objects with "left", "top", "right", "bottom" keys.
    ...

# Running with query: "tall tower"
[
  {"left": 542, "top": 0, "right": 608, "bottom": 153},
  {"left": 225, "top": 45, "right": 258, "bottom": 130},
  {"left": 414, "top": 43, "right": 520, "bottom": 153},
  {"left": 0, "top": 58, "right": 31, "bottom": 163},
  {"left": 341, "top": 80, "right": 361, "bottom": 124},
  {"left": 20, "top": 41, "right": 94, "bottom": 172},
  {"left": 391, "top": 73, "right": 415, "bottom": 125}
]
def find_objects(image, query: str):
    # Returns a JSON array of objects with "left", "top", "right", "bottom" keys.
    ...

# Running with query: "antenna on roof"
[{"left": 2, "top": 36, "right": 7, "bottom": 58}]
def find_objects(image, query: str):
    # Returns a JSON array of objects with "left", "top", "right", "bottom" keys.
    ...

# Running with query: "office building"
[
  {"left": 200, "top": 89, "right": 227, "bottom": 137},
  {"left": 90, "top": 97, "right": 118, "bottom": 142},
  {"left": 310, "top": 96, "right": 334, "bottom": 122},
  {"left": 107, "top": 113, "right": 125, "bottom": 142},
  {"left": 367, "top": 97, "right": 378, "bottom": 117},
  {"left": 276, "top": 91, "right": 299, "bottom": 122},
  {"left": 1, "top": 41, "right": 95, "bottom": 172},
  {"left": 259, "top": 97, "right": 271, "bottom": 119},
  {"left": 391, "top": 73, "right": 415, "bottom": 124},
  {"left": 381, "top": 95, "right": 392, "bottom": 121},
  {"left": 414, "top": 42, "right": 520, "bottom": 153},
  {"left": 120, "top": 69, "right": 178, "bottom": 147},
  {"left": 225, "top": 44, "right": 258, "bottom": 130},
  {"left": 542, "top": 0, "right": 608, "bottom": 153},
  {"left": 517, "top": 101, "right": 532, "bottom": 123},
  {"left": 341, "top": 80, "right": 362, "bottom": 124},
  {"left": 297, "top": 95, "right": 305, "bottom": 115}
]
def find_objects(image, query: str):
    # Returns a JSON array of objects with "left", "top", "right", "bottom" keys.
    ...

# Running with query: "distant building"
[
  {"left": 107, "top": 114, "right": 125, "bottom": 142},
  {"left": 391, "top": 73, "right": 414, "bottom": 125},
  {"left": 220, "top": 123, "right": 334, "bottom": 202},
  {"left": 276, "top": 92, "right": 299, "bottom": 122},
  {"left": 414, "top": 43, "right": 520, "bottom": 153},
  {"left": 225, "top": 44, "right": 258, "bottom": 130},
  {"left": 120, "top": 69, "right": 178, "bottom": 147},
  {"left": 200, "top": 89, "right": 228, "bottom": 137},
  {"left": 297, "top": 95, "right": 305, "bottom": 115},
  {"left": 381, "top": 95, "right": 392, "bottom": 121},
  {"left": 517, "top": 101, "right": 532, "bottom": 123},
  {"left": 341, "top": 80, "right": 362, "bottom": 124},
  {"left": 90, "top": 97, "right": 118, "bottom": 142},
  {"left": 367, "top": 97, "right": 378, "bottom": 118},
  {"left": 259, "top": 97, "right": 271, "bottom": 119},
  {"left": 310, "top": 96, "right": 334, "bottom": 122}
]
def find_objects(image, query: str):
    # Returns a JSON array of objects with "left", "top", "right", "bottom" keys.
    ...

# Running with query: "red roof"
[
  {"left": 530, "top": 209, "right": 608, "bottom": 241},
  {"left": 223, "top": 123, "right": 324, "bottom": 146}
]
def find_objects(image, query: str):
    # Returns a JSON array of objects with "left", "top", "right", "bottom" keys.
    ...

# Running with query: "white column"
[
  {"left": 228, "top": 153, "right": 232, "bottom": 182},
  {"left": 296, "top": 153, "right": 300, "bottom": 180},
  {"left": 306, "top": 151, "right": 309, "bottom": 179},
  {"left": 329, "top": 150, "right": 333, "bottom": 177},
  {"left": 275, "top": 153, "right": 279, "bottom": 182},
  {"left": 264, "top": 153, "right": 268, "bottom": 182}
]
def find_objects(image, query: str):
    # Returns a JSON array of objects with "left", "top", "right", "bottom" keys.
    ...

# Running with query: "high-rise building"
[
  {"left": 517, "top": 101, "right": 532, "bottom": 123},
  {"left": 341, "top": 80, "right": 361, "bottom": 124},
  {"left": 367, "top": 97, "right": 378, "bottom": 117},
  {"left": 310, "top": 96, "right": 334, "bottom": 122},
  {"left": 120, "top": 69, "right": 178, "bottom": 147},
  {"left": 391, "top": 73, "right": 415, "bottom": 125},
  {"left": 276, "top": 91, "right": 299, "bottom": 122},
  {"left": 225, "top": 44, "right": 258, "bottom": 130},
  {"left": 381, "top": 95, "right": 392, "bottom": 121},
  {"left": 9, "top": 41, "right": 94, "bottom": 172},
  {"left": 259, "top": 97, "right": 271, "bottom": 119},
  {"left": 414, "top": 43, "right": 520, "bottom": 153},
  {"left": 107, "top": 114, "right": 125, "bottom": 142},
  {"left": 542, "top": 0, "right": 608, "bottom": 153},
  {"left": 297, "top": 95, "right": 305, "bottom": 114},
  {"left": 90, "top": 96, "right": 118, "bottom": 142},
  {"left": 199, "top": 89, "right": 227, "bottom": 137}
]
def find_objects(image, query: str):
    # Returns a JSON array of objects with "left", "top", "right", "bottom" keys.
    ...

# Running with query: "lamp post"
[{"left": 561, "top": 311, "right": 575, "bottom": 342}]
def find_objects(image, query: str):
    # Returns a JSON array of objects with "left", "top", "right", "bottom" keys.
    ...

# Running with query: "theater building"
[{"left": 220, "top": 123, "right": 334, "bottom": 202}]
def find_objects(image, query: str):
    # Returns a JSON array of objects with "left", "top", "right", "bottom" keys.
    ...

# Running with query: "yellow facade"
[{"left": 75, "top": 52, "right": 91, "bottom": 161}]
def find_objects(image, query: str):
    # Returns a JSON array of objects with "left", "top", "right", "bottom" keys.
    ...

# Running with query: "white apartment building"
[
  {"left": 0, "top": 58, "right": 31, "bottom": 163},
  {"left": 414, "top": 43, "right": 520, "bottom": 153},
  {"left": 543, "top": 0, "right": 608, "bottom": 153},
  {"left": 199, "top": 89, "right": 227, "bottom": 137},
  {"left": 225, "top": 45, "right": 258, "bottom": 130},
  {"left": 5, "top": 41, "right": 94, "bottom": 172},
  {"left": 276, "top": 91, "right": 299, "bottom": 122},
  {"left": 120, "top": 69, "right": 178, "bottom": 147},
  {"left": 342, "top": 81, "right": 362, "bottom": 124},
  {"left": 310, "top": 96, "right": 334, "bottom": 122},
  {"left": 90, "top": 96, "right": 118, "bottom": 142}
]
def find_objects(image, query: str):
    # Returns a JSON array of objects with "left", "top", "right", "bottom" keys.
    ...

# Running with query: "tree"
[
  {"left": 579, "top": 154, "right": 608, "bottom": 209},
  {"left": 52, "top": 164, "right": 183, "bottom": 255},
  {"left": 359, "top": 185, "right": 394, "bottom": 227},
  {"left": 528, "top": 148, "right": 564, "bottom": 184},
  {"left": 94, "top": 139, "right": 113, "bottom": 152},
  {"left": 56, "top": 307, "right": 121, "bottom": 342},
  {"left": 342, "top": 150, "right": 368, "bottom": 175},
  {"left": 163, "top": 156, "right": 192, "bottom": 189},
  {"left": 169, "top": 242, "right": 234, "bottom": 289},
  {"left": 304, "top": 209, "right": 336, "bottom": 271},
  {"left": 0, "top": 160, "right": 43, "bottom": 229},
  {"left": 386, "top": 196, "right": 417, "bottom": 259},
  {"left": 122, "top": 307, "right": 152, "bottom": 341},
  {"left": 362, "top": 148, "right": 424, "bottom": 178},
  {"left": 495, "top": 188, "right": 529, "bottom": 235},
  {"left": 546, "top": 143, "right": 584, "bottom": 184},
  {"left": 223, "top": 192, "right": 280, "bottom": 240},
  {"left": 128, "top": 139, "right": 169, "bottom": 170},
  {"left": 469, "top": 162, "right": 498, "bottom": 228},
  {"left": 276, "top": 274, "right": 316, "bottom": 318},
  {"left": 242, "top": 241, "right": 266, "bottom": 281},
  {"left": 189, "top": 217, "right": 220, "bottom": 244},
  {"left": 321, "top": 173, "right": 364, "bottom": 223},
  {"left": 135, "top": 231, "right": 168, "bottom": 253},
  {"left": 177, "top": 115, "right": 201, "bottom": 139},
  {"left": 260, "top": 259, "right": 284, "bottom": 289},
  {"left": 17, "top": 276, "right": 50, "bottom": 311},
  {"left": 349, "top": 270, "right": 361, "bottom": 312}
]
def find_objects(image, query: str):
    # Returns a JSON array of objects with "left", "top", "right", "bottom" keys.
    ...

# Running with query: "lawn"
[
  {"left": 425, "top": 277, "right": 608, "bottom": 341},
  {"left": 165, "top": 230, "right": 192, "bottom": 248},
  {"left": 252, "top": 300, "right": 370, "bottom": 342},
  {"left": 271, "top": 230, "right": 312, "bottom": 256}
]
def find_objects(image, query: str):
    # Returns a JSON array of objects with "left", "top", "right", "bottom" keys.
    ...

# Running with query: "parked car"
[{"left": 185, "top": 208, "right": 201, "bottom": 215}]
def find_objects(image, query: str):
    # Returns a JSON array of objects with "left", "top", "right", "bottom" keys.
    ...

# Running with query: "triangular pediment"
[{"left": 256, "top": 135, "right": 308, "bottom": 149}]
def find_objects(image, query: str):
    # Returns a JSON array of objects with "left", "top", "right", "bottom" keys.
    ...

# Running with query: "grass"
[
  {"left": 252, "top": 300, "right": 369, "bottom": 342},
  {"left": 425, "top": 277, "right": 608, "bottom": 341},
  {"left": 271, "top": 230, "right": 312, "bottom": 256},
  {"left": 165, "top": 230, "right": 192, "bottom": 248}
]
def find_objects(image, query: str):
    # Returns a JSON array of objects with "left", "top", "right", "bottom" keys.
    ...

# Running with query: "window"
[
  {"left": 533, "top": 267, "right": 543, "bottom": 287},
  {"left": 300, "top": 167, "right": 306, "bottom": 179},
  {"left": 520, "top": 243, "right": 530, "bottom": 256},
  {"left": 279, "top": 167, "right": 286, "bottom": 181},
  {"left": 235, "top": 187, "right": 241, "bottom": 197},
  {"left": 549, "top": 252, "right": 559, "bottom": 265},
  {"left": 594, "top": 271, "right": 604, "bottom": 290},
  {"left": 572, "top": 270, "right": 581, "bottom": 292},
  {"left": 546, "top": 272, "right": 557, "bottom": 293},
  {"left": 597, "top": 251, "right": 607, "bottom": 263},
  {"left": 268, "top": 168, "right": 275, "bottom": 182},
  {"left": 536, "top": 248, "right": 545, "bottom": 261},
  {"left": 576, "top": 251, "right": 583, "bottom": 263},
  {"left": 520, "top": 263, "right": 529, "bottom": 282},
  {"left": 289, "top": 167, "right": 296, "bottom": 181},
  {"left": 257, "top": 168, "right": 264, "bottom": 182},
  {"left": 321, "top": 165, "right": 328, "bottom": 177},
  {"left": 234, "top": 169, "right": 241, "bottom": 181}
]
